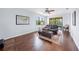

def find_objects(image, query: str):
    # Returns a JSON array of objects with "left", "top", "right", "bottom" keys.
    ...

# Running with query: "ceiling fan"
[{"left": 45, "top": 8, "right": 55, "bottom": 14}]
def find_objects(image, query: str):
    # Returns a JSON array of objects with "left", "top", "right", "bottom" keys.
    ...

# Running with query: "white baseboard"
[{"left": 5, "top": 30, "right": 37, "bottom": 40}]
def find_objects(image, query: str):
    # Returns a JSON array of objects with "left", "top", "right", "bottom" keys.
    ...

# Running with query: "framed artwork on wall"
[
  {"left": 72, "top": 11, "right": 76, "bottom": 26},
  {"left": 16, "top": 15, "right": 30, "bottom": 25}
]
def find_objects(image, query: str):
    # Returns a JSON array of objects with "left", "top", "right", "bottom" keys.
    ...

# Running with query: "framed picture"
[
  {"left": 16, "top": 15, "right": 30, "bottom": 25},
  {"left": 72, "top": 11, "right": 76, "bottom": 26}
]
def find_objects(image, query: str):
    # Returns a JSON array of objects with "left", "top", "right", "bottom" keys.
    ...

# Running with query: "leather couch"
[
  {"left": 38, "top": 25, "right": 58, "bottom": 38},
  {"left": 0, "top": 39, "right": 4, "bottom": 49},
  {"left": 43, "top": 25, "right": 58, "bottom": 34}
]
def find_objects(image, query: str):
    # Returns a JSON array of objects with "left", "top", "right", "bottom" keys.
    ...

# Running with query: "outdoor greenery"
[
  {"left": 49, "top": 17, "right": 63, "bottom": 26},
  {"left": 36, "top": 20, "right": 45, "bottom": 25}
]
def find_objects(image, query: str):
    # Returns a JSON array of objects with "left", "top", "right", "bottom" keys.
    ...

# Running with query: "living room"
[{"left": 0, "top": 8, "right": 79, "bottom": 51}]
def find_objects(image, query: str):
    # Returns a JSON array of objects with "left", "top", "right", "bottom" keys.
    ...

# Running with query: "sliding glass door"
[{"left": 49, "top": 17, "right": 63, "bottom": 27}]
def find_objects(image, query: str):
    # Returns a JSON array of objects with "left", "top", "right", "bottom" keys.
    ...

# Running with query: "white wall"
[
  {"left": 70, "top": 9, "right": 79, "bottom": 49},
  {"left": 0, "top": 8, "right": 47, "bottom": 40},
  {"left": 62, "top": 13, "right": 71, "bottom": 26},
  {"left": 62, "top": 9, "right": 79, "bottom": 49}
]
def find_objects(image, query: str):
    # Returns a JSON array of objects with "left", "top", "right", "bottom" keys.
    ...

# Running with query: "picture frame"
[
  {"left": 16, "top": 15, "right": 30, "bottom": 25},
  {"left": 72, "top": 11, "right": 76, "bottom": 26}
]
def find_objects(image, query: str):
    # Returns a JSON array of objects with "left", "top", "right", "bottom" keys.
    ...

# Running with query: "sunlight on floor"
[
  {"left": 58, "top": 30, "right": 64, "bottom": 44},
  {"left": 33, "top": 33, "right": 43, "bottom": 49}
]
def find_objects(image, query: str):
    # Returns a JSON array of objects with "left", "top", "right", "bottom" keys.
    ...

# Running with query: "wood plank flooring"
[
  {"left": 0, "top": 31, "right": 78, "bottom": 51},
  {"left": 63, "top": 31, "right": 78, "bottom": 51}
]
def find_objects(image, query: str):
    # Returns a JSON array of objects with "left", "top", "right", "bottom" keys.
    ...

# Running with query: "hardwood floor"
[
  {"left": 63, "top": 31, "right": 78, "bottom": 51},
  {"left": 0, "top": 31, "right": 78, "bottom": 51}
]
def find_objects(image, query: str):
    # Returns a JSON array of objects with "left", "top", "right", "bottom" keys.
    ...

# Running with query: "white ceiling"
[{"left": 26, "top": 8, "right": 76, "bottom": 17}]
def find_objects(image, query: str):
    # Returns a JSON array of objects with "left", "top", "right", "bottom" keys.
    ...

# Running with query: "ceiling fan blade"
[
  {"left": 45, "top": 8, "right": 55, "bottom": 14},
  {"left": 49, "top": 10, "right": 55, "bottom": 12},
  {"left": 45, "top": 8, "right": 55, "bottom": 12}
]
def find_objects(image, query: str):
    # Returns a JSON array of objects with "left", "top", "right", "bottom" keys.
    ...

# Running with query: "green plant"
[
  {"left": 49, "top": 17, "right": 63, "bottom": 26},
  {"left": 36, "top": 20, "right": 45, "bottom": 25}
]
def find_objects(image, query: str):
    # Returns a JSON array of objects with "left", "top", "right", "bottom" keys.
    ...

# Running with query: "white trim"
[{"left": 5, "top": 30, "right": 37, "bottom": 40}]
